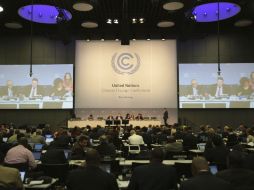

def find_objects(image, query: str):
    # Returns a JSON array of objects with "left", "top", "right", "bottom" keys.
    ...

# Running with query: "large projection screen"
[
  {"left": 179, "top": 63, "right": 254, "bottom": 109},
  {"left": 0, "top": 64, "right": 73, "bottom": 109},
  {"left": 75, "top": 40, "right": 177, "bottom": 109}
]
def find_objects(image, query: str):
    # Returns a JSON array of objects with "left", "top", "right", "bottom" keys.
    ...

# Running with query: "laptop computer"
[
  {"left": 128, "top": 145, "right": 140, "bottom": 154},
  {"left": 32, "top": 152, "right": 41, "bottom": 160},
  {"left": 197, "top": 143, "right": 206, "bottom": 152},
  {"left": 64, "top": 149, "right": 72, "bottom": 160},
  {"left": 45, "top": 134, "right": 52, "bottom": 138},
  {"left": 20, "top": 171, "right": 26, "bottom": 182},
  {"left": 209, "top": 164, "right": 218, "bottom": 175},
  {"left": 45, "top": 137, "right": 54, "bottom": 144},
  {"left": 2, "top": 137, "right": 8, "bottom": 143},
  {"left": 34, "top": 144, "right": 43, "bottom": 152}
]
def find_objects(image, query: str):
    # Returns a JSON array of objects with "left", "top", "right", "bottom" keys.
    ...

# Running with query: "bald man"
[{"left": 180, "top": 157, "right": 231, "bottom": 190}]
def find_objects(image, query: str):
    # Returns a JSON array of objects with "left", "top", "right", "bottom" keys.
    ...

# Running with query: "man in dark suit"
[
  {"left": 207, "top": 77, "right": 231, "bottom": 97},
  {"left": 180, "top": 157, "right": 232, "bottom": 190},
  {"left": 24, "top": 78, "right": 44, "bottom": 97},
  {"left": 216, "top": 150, "right": 254, "bottom": 190},
  {"left": 127, "top": 147, "right": 177, "bottom": 190},
  {"left": 66, "top": 148, "right": 118, "bottom": 190},
  {"left": 163, "top": 108, "right": 168, "bottom": 126},
  {"left": 41, "top": 148, "right": 68, "bottom": 165},
  {"left": 184, "top": 79, "right": 203, "bottom": 97},
  {"left": 1, "top": 80, "right": 17, "bottom": 97}
]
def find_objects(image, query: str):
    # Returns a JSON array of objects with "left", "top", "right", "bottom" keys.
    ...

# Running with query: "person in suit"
[
  {"left": 163, "top": 108, "right": 168, "bottom": 126},
  {"left": 24, "top": 78, "right": 44, "bottom": 97},
  {"left": 0, "top": 152, "right": 23, "bottom": 190},
  {"left": 208, "top": 77, "right": 231, "bottom": 97},
  {"left": 66, "top": 148, "right": 118, "bottom": 190},
  {"left": 96, "top": 135, "right": 116, "bottom": 158},
  {"left": 128, "top": 147, "right": 177, "bottom": 190},
  {"left": 216, "top": 150, "right": 254, "bottom": 190},
  {"left": 71, "top": 135, "right": 89, "bottom": 160},
  {"left": 180, "top": 157, "right": 231, "bottom": 190},
  {"left": 41, "top": 148, "right": 68, "bottom": 165},
  {"left": 1, "top": 80, "right": 17, "bottom": 97},
  {"left": 185, "top": 79, "right": 203, "bottom": 97}
]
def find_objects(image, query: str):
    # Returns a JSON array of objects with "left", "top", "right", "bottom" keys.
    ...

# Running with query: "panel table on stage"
[
  {"left": 179, "top": 96, "right": 254, "bottom": 108},
  {"left": 68, "top": 119, "right": 162, "bottom": 128}
]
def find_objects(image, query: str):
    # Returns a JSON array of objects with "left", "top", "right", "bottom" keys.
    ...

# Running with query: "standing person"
[{"left": 163, "top": 108, "right": 168, "bottom": 126}]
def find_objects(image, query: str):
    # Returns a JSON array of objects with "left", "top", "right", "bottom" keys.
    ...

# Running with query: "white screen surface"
[{"left": 75, "top": 40, "right": 177, "bottom": 108}]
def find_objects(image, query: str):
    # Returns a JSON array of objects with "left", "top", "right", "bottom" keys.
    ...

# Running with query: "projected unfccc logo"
[{"left": 111, "top": 53, "right": 140, "bottom": 75}]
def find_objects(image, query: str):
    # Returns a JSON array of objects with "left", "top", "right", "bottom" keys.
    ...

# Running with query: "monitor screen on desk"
[
  {"left": 0, "top": 64, "right": 73, "bottom": 109},
  {"left": 179, "top": 63, "right": 254, "bottom": 109}
]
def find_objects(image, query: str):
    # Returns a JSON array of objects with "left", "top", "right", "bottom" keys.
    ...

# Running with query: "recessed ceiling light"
[
  {"left": 81, "top": 21, "right": 98, "bottom": 28},
  {"left": 163, "top": 1, "right": 184, "bottom": 11},
  {"left": 147, "top": 38, "right": 151, "bottom": 41},
  {"left": 73, "top": 2, "right": 93, "bottom": 12},
  {"left": 106, "top": 19, "right": 112, "bottom": 24},
  {"left": 0, "top": 6, "right": 3, "bottom": 12},
  {"left": 157, "top": 21, "right": 175, "bottom": 28},
  {"left": 162, "top": 38, "right": 166, "bottom": 41},
  {"left": 113, "top": 19, "right": 119, "bottom": 24},
  {"left": 5, "top": 22, "right": 23, "bottom": 29},
  {"left": 115, "top": 38, "right": 119, "bottom": 41},
  {"left": 86, "top": 39, "right": 90, "bottom": 42},
  {"left": 132, "top": 18, "right": 137, "bottom": 24},
  {"left": 132, "top": 38, "right": 136, "bottom": 41},
  {"left": 234, "top": 19, "right": 253, "bottom": 27},
  {"left": 139, "top": 18, "right": 145, "bottom": 23}
]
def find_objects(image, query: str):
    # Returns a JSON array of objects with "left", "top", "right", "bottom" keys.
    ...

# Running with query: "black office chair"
[
  {"left": 41, "top": 163, "right": 69, "bottom": 184},
  {"left": 131, "top": 162, "right": 148, "bottom": 171},
  {"left": 4, "top": 162, "right": 29, "bottom": 172},
  {"left": 174, "top": 162, "right": 192, "bottom": 182}
]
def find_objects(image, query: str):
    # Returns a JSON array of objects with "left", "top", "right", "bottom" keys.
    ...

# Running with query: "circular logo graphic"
[{"left": 111, "top": 52, "right": 141, "bottom": 75}]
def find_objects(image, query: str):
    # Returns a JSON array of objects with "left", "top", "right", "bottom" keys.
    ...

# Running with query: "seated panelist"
[
  {"left": 1, "top": 80, "right": 17, "bottom": 97},
  {"left": 51, "top": 78, "right": 67, "bottom": 97},
  {"left": 23, "top": 78, "right": 44, "bottom": 98}
]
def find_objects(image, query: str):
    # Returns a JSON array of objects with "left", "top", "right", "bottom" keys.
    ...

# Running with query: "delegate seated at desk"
[
  {"left": 23, "top": 78, "right": 44, "bottom": 98},
  {"left": 208, "top": 77, "right": 231, "bottom": 97},
  {"left": 184, "top": 79, "right": 204, "bottom": 97},
  {"left": 1, "top": 80, "right": 17, "bottom": 97},
  {"left": 51, "top": 78, "right": 67, "bottom": 97},
  {"left": 237, "top": 77, "right": 253, "bottom": 96}
]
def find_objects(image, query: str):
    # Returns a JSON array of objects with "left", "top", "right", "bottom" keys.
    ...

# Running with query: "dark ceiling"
[{"left": 0, "top": 0, "right": 254, "bottom": 42}]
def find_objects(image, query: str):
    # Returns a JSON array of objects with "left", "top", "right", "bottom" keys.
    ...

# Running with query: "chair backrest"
[
  {"left": 41, "top": 163, "right": 69, "bottom": 183},
  {"left": 4, "top": 162, "right": 29, "bottom": 172},
  {"left": 174, "top": 162, "right": 192, "bottom": 181}
]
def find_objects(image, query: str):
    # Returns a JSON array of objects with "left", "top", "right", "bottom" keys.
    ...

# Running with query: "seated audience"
[
  {"left": 182, "top": 127, "right": 198, "bottom": 151},
  {"left": 164, "top": 136, "right": 183, "bottom": 153},
  {"left": 128, "top": 130, "right": 144, "bottom": 145},
  {"left": 246, "top": 127, "right": 254, "bottom": 143},
  {"left": 180, "top": 157, "right": 232, "bottom": 190},
  {"left": 30, "top": 130, "right": 46, "bottom": 144},
  {"left": 41, "top": 148, "right": 68, "bottom": 165},
  {"left": 216, "top": 150, "right": 254, "bottom": 190},
  {"left": 0, "top": 152, "right": 23, "bottom": 190},
  {"left": 66, "top": 148, "right": 118, "bottom": 190},
  {"left": 204, "top": 135, "right": 229, "bottom": 170},
  {"left": 71, "top": 135, "right": 89, "bottom": 160},
  {"left": 4, "top": 137, "right": 36, "bottom": 169},
  {"left": 128, "top": 148, "right": 177, "bottom": 190},
  {"left": 96, "top": 135, "right": 116, "bottom": 158}
]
